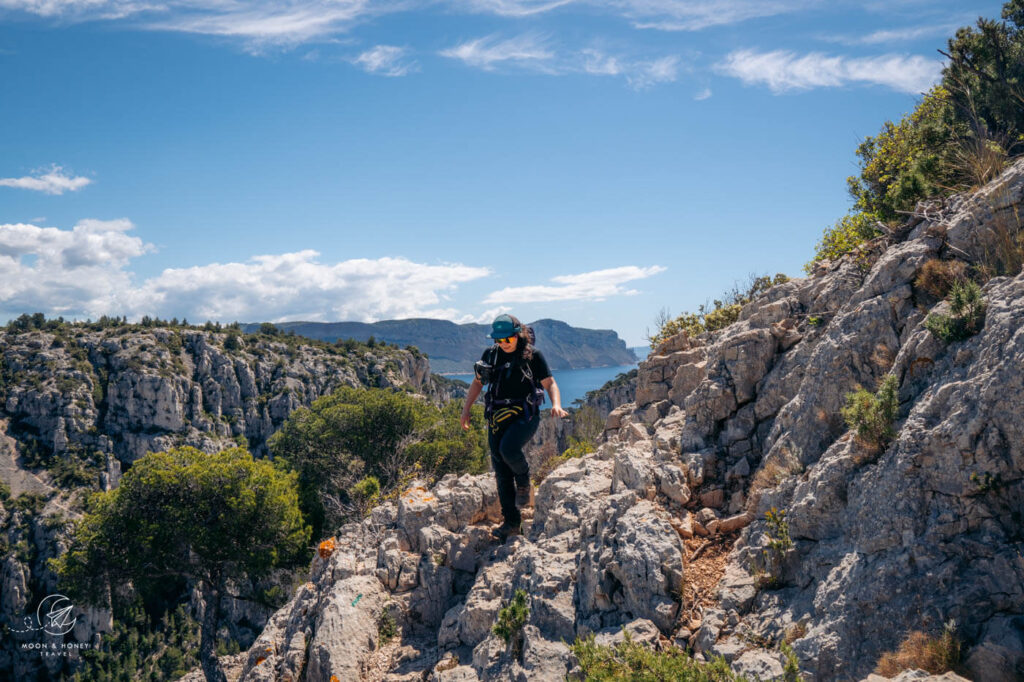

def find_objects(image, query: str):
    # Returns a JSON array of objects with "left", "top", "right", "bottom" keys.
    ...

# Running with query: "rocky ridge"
[{"left": 224, "top": 160, "right": 1024, "bottom": 681}]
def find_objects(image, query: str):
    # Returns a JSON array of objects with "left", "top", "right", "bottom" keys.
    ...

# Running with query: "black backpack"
[{"left": 482, "top": 325, "right": 545, "bottom": 418}]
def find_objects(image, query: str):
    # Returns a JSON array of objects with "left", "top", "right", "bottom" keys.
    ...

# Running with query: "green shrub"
[
  {"left": 493, "top": 589, "right": 529, "bottom": 655},
  {"left": 765, "top": 507, "right": 792, "bottom": 553},
  {"left": 842, "top": 374, "right": 900, "bottom": 449},
  {"left": 806, "top": 212, "right": 882, "bottom": 273},
  {"left": 755, "top": 507, "right": 794, "bottom": 589},
  {"left": 270, "top": 386, "right": 487, "bottom": 539},
  {"left": 650, "top": 274, "right": 789, "bottom": 348},
  {"left": 350, "top": 475, "right": 381, "bottom": 515},
  {"left": 12, "top": 491, "right": 47, "bottom": 514},
  {"left": 924, "top": 279, "right": 986, "bottom": 343},
  {"left": 570, "top": 630, "right": 745, "bottom": 681},
  {"left": 378, "top": 608, "right": 398, "bottom": 645},
  {"left": 780, "top": 641, "right": 804, "bottom": 681},
  {"left": 847, "top": 87, "right": 959, "bottom": 223}
]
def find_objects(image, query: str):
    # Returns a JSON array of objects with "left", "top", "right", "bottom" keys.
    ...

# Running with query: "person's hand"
[
  {"left": 460, "top": 412, "right": 472, "bottom": 430},
  {"left": 550, "top": 405, "right": 569, "bottom": 419}
]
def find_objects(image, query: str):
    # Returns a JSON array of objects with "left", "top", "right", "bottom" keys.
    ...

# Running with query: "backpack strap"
[{"left": 484, "top": 344, "right": 546, "bottom": 419}]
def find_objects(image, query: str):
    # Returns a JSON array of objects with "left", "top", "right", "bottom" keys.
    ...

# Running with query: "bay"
[{"left": 444, "top": 363, "right": 638, "bottom": 409}]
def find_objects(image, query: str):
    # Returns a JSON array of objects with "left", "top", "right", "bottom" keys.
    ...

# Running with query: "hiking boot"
[
  {"left": 515, "top": 483, "right": 532, "bottom": 508},
  {"left": 491, "top": 521, "right": 522, "bottom": 542}
]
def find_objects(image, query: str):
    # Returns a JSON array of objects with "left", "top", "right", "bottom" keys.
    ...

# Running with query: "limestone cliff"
[
  {"left": 222, "top": 160, "right": 1024, "bottom": 681},
  {"left": 0, "top": 328, "right": 445, "bottom": 680}
]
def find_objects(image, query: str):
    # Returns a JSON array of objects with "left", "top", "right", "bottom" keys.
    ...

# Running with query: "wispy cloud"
[
  {"left": 515, "top": 46, "right": 681, "bottom": 89},
  {"left": 484, "top": 265, "right": 666, "bottom": 303},
  {"left": 694, "top": 86, "right": 712, "bottom": 100},
  {"left": 1, "top": 0, "right": 395, "bottom": 49},
  {"left": 822, "top": 22, "right": 961, "bottom": 46},
  {"left": 0, "top": 165, "right": 92, "bottom": 195},
  {"left": 453, "top": 0, "right": 577, "bottom": 17},
  {"left": 145, "top": 3, "right": 381, "bottom": 51},
  {"left": 439, "top": 33, "right": 555, "bottom": 71},
  {"left": 0, "top": 0, "right": 155, "bottom": 21},
  {"left": 581, "top": 48, "right": 623, "bottom": 76},
  {"left": 716, "top": 49, "right": 942, "bottom": 94},
  {"left": 0, "top": 220, "right": 493, "bottom": 322},
  {"left": 617, "top": 0, "right": 815, "bottom": 31},
  {"left": 627, "top": 55, "right": 680, "bottom": 89},
  {"left": 352, "top": 45, "right": 417, "bottom": 76},
  {"left": 0, "top": 0, "right": 819, "bottom": 56}
]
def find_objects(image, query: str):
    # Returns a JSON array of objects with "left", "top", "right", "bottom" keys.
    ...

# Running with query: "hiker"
[{"left": 460, "top": 314, "right": 569, "bottom": 541}]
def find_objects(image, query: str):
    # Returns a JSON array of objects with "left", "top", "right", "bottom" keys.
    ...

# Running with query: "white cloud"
[
  {"left": 439, "top": 33, "right": 554, "bottom": 71},
  {"left": 136, "top": 252, "right": 491, "bottom": 322},
  {"left": 352, "top": 45, "right": 417, "bottom": 76},
  {"left": 452, "top": 306, "right": 512, "bottom": 324},
  {"left": 694, "top": 86, "right": 712, "bottom": 100},
  {"left": 0, "top": 165, "right": 92, "bottom": 195},
  {"left": 0, "top": 220, "right": 493, "bottom": 323},
  {"left": 0, "top": 219, "right": 151, "bottom": 318},
  {"left": 483, "top": 265, "right": 666, "bottom": 304},
  {"left": 716, "top": 49, "right": 942, "bottom": 94}
]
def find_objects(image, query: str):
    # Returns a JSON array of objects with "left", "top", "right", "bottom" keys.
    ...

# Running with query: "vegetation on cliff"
[
  {"left": 268, "top": 385, "right": 488, "bottom": 540},
  {"left": 648, "top": 274, "right": 789, "bottom": 349},
  {"left": 809, "top": 0, "right": 1024, "bottom": 271},
  {"left": 50, "top": 446, "right": 309, "bottom": 682}
]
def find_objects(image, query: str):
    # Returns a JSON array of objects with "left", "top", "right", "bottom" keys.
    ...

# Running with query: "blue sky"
[{"left": 0, "top": 0, "right": 1004, "bottom": 346}]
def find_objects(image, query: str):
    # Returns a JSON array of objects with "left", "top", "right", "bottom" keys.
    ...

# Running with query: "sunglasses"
[{"left": 495, "top": 336, "right": 516, "bottom": 344}]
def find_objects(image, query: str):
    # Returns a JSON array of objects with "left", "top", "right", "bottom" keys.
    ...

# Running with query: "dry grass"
[
  {"left": 746, "top": 450, "right": 802, "bottom": 513},
  {"left": 875, "top": 625, "right": 961, "bottom": 677},
  {"left": 914, "top": 259, "right": 968, "bottom": 299},
  {"left": 952, "top": 133, "right": 1011, "bottom": 190},
  {"left": 979, "top": 202, "right": 1024, "bottom": 281},
  {"left": 783, "top": 622, "right": 807, "bottom": 645}
]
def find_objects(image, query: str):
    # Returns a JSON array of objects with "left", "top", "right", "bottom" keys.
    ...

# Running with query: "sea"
[{"left": 443, "top": 346, "right": 649, "bottom": 408}]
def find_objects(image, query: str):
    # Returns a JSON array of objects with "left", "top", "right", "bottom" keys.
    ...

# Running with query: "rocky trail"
[{"left": 213, "top": 160, "right": 1024, "bottom": 681}]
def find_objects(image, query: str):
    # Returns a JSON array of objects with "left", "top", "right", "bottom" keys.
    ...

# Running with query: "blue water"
[{"left": 445, "top": 363, "right": 638, "bottom": 409}]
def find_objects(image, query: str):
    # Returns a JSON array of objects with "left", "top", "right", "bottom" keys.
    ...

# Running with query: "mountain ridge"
[{"left": 238, "top": 318, "right": 637, "bottom": 374}]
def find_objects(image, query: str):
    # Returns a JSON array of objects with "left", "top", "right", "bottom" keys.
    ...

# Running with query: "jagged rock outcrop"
[{"left": 226, "top": 159, "right": 1024, "bottom": 681}]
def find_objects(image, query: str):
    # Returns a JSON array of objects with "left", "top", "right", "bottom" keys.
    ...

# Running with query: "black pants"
[{"left": 488, "top": 413, "right": 540, "bottom": 526}]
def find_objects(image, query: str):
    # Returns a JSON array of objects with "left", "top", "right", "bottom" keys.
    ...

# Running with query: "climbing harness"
[{"left": 483, "top": 345, "right": 546, "bottom": 433}]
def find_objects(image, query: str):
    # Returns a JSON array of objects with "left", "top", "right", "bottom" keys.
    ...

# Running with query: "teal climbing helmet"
[{"left": 488, "top": 314, "right": 521, "bottom": 339}]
